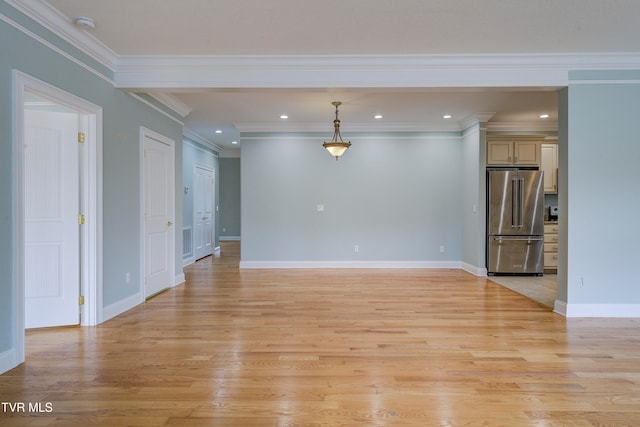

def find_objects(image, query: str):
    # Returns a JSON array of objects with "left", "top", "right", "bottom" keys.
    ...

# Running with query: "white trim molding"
[
  {"left": 12, "top": 71, "right": 103, "bottom": 374},
  {"left": 128, "top": 93, "right": 184, "bottom": 126},
  {"left": 240, "top": 260, "right": 462, "bottom": 269},
  {"left": 0, "top": 349, "right": 17, "bottom": 375},
  {"left": 5, "top": 0, "right": 118, "bottom": 69},
  {"left": 148, "top": 91, "right": 193, "bottom": 117},
  {"left": 113, "top": 53, "right": 640, "bottom": 90},
  {"left": 561, "top": 303, "right": 640, "bottom": 318},
  {"left": 0, "top": 10, "right": 114, "bottom": 86},
  {"left": 461, "top": 263, "right": 487, "bottom": 276},
  {"left": 554, "top": 300, "right": 567, "bottom": 316},
  {"left": 175, "top": 273, "right": 186, "bottom": 287},
  {"left": 102, "top": 292, "right": 143, "bottom": 323},
  {"left": 183, "top": 128, "right": 222, "bottom": 152}
]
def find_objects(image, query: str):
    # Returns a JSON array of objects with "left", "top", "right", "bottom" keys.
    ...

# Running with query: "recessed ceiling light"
[
  {"left": 231, "top": 141, "right": 238, "bottom": 145},
  {"left": 539, "top": 113, "right": 550, "bottom": 119},
  {"left": 215, "top": 130, "right": 222, "bottom": 134},
  {"left": 280, "top": 115, "right": 289, "bottom": 119},
  {"left": 374, "top": 114, "right": 383, "bottom": 119},
  {"left": 442, "top": 114, "right": 453, "bottom": 119}
]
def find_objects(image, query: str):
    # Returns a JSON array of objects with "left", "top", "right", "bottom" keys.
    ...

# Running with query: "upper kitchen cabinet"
[
  {"left": 541, "top": 143, "right": 558, "bottom": 194},
  {"left": 487, "top": 137, "right": 542, "bottom": 166}
]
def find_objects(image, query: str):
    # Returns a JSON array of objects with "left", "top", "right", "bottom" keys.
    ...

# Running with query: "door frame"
[
  {"left": 13, "top": 70, "right": 103, "bottom": 364},
  {"left": 193, "top": 163, "right": 215, "bottom": 260},
  {"left": 139, "top": 126, "right": 176, "bottom": 299}
]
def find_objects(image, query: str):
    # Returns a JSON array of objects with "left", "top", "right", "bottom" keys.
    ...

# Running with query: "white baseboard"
[
  {"left": 182, "top": 256, "right": 195, "bottom": 267},
  {"left": 553, "top": 299, "right": 567, "bottom": 316},
  {"left": 220, "top": 236, "right": 240, "bottom": 241},
  {"left": 563, "top": 303, "right": 640, "bottom": 318},
  {"left": 461, "top": 262, "right": 487, "bottom": 276},
  {"left": 174, "top": 272, "right": 186, "bottom": 286},
  {"left": 101, "top": 274, "right": 183, "bottom": 324},
  {"left": 0, "top": 348, "right": 18, "bottom": 375},
  {"left": 102, "top": 292, "right": 143, "bottom": 323},
  {"left": 239, "top": 260, "right": 462, "bottom": 269}
]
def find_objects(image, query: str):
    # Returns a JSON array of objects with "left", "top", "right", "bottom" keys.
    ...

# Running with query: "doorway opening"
[
  {"left": 193, "top": 164, "right": 215, "bottom": 261},
  {"left": 13, "top": 71, "right": 103, "bottom": 364},
  {"left": 140, "top": 127, "right": 176, "bottom": 299}
]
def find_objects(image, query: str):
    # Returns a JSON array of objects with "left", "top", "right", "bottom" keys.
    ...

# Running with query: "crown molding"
[
  {"left": 7, "top": 0, "right": 640, "bottom": 90},
  {"left": 6, "top": 0, "right": 118, "bottom": 70},
  {"left": 459, "top": 112, "right": 496, "bottom": 130},
  {"left": 115, "top": 52, "right": 640, "bottom": 71},
  {"left": 487, "top": 121, "right": 559, "bottom": 132},
  {"left": 147, "top": 91, "right": 192, "bottom": 118},
  {"left": 183, "top": 128, "right": 222, "bottom": 153},
  {"left": 236, "top": 121, "right": 464, "bottom": 133}
]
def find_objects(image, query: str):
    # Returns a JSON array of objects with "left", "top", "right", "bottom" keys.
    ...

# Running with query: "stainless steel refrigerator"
[{"left": 487, "top": 169, "right": 544, "bottom": 275}]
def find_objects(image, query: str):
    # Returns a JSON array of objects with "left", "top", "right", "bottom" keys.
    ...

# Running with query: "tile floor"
[{"left": 487, "top": 274, "right": 557, "bottom": 308}]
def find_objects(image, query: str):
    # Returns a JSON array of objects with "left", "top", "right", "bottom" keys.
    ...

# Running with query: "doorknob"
[{"left": 167, "top": 221, "right": 173, "bottom": 226}]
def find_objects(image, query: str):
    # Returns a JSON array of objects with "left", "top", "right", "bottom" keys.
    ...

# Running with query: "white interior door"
[
  {"left": 194, "top": 166, "right": 214, "bottom": 260},
  {"left": 143, "top": 131, "right": 175, "bottom": 297},
  {"left": 24, "top": 110, "right": 80, "bottom": 328}
]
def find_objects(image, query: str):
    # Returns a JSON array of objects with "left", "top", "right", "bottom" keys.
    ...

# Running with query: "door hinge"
[
  {"left": 79, "top": 295, "right": 85, "bottom": 306},
  {"left": 78, "top": 132, "right": 86, "bottom": 143},
  {"left": 78, "top": 214, "right": 86, "bottom": 225}
]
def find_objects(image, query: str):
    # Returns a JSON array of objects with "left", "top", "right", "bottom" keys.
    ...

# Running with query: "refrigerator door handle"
[
  {"left": 518, "top": 177, "right": 525, "bottom": 228},
  {"left": 511, "top": 177, "right": 524, "bottom": 228},
  {"left": 511, "top": 178, "right": 517, "bottom": 228},
  {"left": 492, "top": 236, "right": 543, "bottom": 242},
  {"left": 511, "top": 178, "right": 520, "bottom": 228}
]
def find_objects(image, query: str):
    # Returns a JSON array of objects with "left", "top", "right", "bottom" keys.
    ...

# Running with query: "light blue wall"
[
  {"left": 220, "top": 157, "right": 241, "bottom": 238},
  {"left": 241, "top": 132, "right": 463, "bottom": 263},
  {"left": 182, "top": 139, "right": 220, "bottom": 258},
  {"left": 1, "top": 7, "right": 183, "bottom": 356},
  {"left": 557, "top": 88, "right": 569, "bottom": 303},
  {"left": 460, "top": 124, "right": 486, "bottom": 272},
  {"left": 565, "top": 72, "right": 640, "bottom": 304}
]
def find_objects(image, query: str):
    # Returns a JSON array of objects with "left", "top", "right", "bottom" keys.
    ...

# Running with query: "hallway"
[{"left": 2, "top": 242, "right": 640, "bottom": 426}]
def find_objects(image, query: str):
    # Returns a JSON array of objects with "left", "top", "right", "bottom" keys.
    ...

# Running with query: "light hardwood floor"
[{"left": 2, "top": 241, "right": 640, "bottom": 426}]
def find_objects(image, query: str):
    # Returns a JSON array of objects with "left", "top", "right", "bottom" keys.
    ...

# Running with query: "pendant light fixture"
[{"left": 322, "top": 101, "right": 351, "bottom": 160}]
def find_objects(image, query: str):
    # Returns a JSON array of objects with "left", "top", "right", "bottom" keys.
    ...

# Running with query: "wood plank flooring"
[{"left": 2, "top": 241, "right": 640, "bottom": 426}]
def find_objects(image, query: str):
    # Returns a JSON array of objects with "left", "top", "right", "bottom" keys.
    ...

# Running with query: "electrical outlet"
[
  {"left": 354, "top": 245, "right": 359, "bottom": 253},
  {"left": 440, "top": 246, "right": 445, "bottom": 253},
  {"left": 125, "top": 272, "right": 131, "bottom": 284}
]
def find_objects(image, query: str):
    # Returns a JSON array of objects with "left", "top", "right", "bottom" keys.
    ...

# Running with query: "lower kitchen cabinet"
[{"left": 544, "top": 222, "right": 559, "bottom": 273}]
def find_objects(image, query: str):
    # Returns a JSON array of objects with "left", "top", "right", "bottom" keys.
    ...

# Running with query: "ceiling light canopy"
[{"left": 322, "top": 101, "right": 351, "bottom": 160}]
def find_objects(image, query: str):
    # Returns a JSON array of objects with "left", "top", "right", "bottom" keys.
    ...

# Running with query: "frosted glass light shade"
[{"left": 323, "top": 141, "right": 351, "bottom": 160}]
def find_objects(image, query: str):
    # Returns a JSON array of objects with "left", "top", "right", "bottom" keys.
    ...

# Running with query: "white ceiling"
[{"left": 28, "top": 0, "right": 640, "bottom": 150}]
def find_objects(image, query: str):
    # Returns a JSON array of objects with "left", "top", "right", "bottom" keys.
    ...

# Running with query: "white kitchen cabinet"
[
  {"left": 487, "top": 138, "right": 541, "bottom": 166},
  {"left": 541, "top": 143, "right": 558, "bottom": 194},
  {"left": 486, "top": 140, "right": 513, "bottom": 165},
  {"left": 544, "top": 222, "right": 559, "bottom": 273}
]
